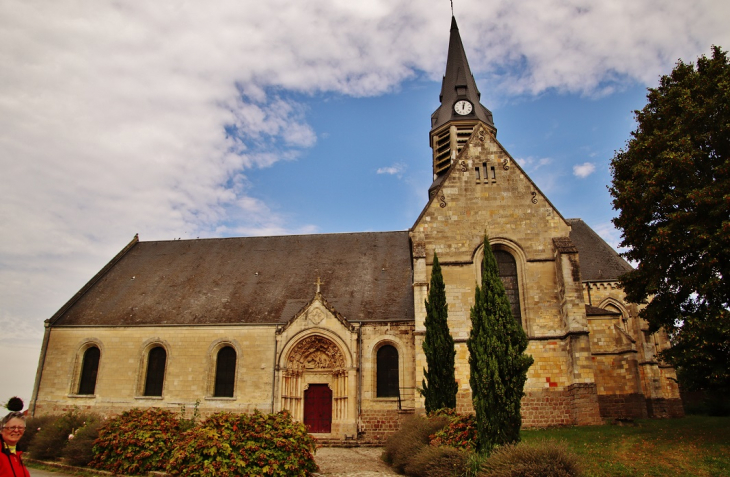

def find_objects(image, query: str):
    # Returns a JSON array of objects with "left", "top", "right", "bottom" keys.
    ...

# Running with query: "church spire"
[{"left": 429, "top": 17, "right": 495, "bottom": 186}]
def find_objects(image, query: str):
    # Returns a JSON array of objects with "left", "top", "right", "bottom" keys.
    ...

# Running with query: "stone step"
[{"left": 314, "top": 438, "right": 386, "bottom": 448}]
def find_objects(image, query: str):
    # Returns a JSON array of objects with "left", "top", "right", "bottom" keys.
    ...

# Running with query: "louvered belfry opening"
[
  {"left": 78, "top": 346, "right": 100, "bottom": 395},
  {"left": 433, "top": 128, "right": 452, "bottom": 174},
  {"left": 432, "top": 123, "right": 478, "bottom": 177},
  {"left": 214, "top": 346, "right": 237, "bottom": 397},
  {"left": 144, "top": 346, "right": 166, "bottom": 396}
]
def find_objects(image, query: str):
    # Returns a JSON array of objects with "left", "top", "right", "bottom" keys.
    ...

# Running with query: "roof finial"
[
  {"left": 314, "top": 276, "right": 325, "bottom": 294},
  {"left": 450, "top": 0, "right": 454, "bottom": 16}
]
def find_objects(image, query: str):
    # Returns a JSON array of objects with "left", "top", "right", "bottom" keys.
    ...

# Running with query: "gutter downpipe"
[
  {"left": 357, "top": 323, "right": 363, "bottom": 431},
  {"left": 271, "top": 326, "right": 279, "bottom": 413}
]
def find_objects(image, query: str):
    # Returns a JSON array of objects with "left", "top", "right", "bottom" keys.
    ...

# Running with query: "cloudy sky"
[{"left": 1, "top": 0, "right": 728, "bottom": 406}]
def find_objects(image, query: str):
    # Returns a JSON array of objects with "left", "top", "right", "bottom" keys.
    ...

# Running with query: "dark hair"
[{"left": 5, "top": 397, "right": 23, "bottom": 413}]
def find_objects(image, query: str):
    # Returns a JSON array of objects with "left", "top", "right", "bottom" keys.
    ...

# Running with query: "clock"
[{"left": 454, "top": 100, "right": 473, "bottom": 115}]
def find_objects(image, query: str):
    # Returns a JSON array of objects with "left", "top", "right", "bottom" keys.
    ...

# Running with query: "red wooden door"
[{"left": 304, "top": 384, "right": 332, "bottom": 433}]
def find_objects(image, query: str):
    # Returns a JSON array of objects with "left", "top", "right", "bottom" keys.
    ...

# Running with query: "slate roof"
[
  {"left": 568, "top": 218, "right": 633, "bottom": 281},
  {"left": 50, "top": 231, "right": 414, "bottom": 327},
  {"left": 49, "top": 220, "right": 629, "bottom": 327},
  {"left": 585, "top": 304, "right": 621, "bottom": 316}
]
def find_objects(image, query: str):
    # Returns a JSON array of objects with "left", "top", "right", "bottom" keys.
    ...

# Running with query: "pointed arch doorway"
[{"left": 304, "top": 384, "right": 332, "bottom": 433}]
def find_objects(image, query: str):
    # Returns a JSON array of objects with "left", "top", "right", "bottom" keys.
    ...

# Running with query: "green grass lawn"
[{"left": 521, "top": 415, "right": 730, "bottom": 477}]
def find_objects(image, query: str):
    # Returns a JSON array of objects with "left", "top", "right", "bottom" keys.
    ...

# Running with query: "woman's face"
[{"left": 1, "top": 417, "right": 25, "bottom": 446}]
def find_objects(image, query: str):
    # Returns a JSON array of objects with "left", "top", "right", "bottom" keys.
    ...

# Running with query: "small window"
[
  {"left": 214, "top": 346, "right": 237, "bottom": 397},
  {"left": 377, "top": 345, "right": 399, "bottom": 397},
  {"left": 144, "top": 346, "right": 166, "bottom": 397},
  {"left": 78, "top": 346, "right": 100, "bottom": 395}
]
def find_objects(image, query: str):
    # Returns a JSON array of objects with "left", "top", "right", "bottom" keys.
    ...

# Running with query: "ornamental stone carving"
[
  {"left": 309, "top": 309, "right": 325, "bottom": 325},
  {"left": 287, "top": 336, "right": 345, "bottom": 370}
]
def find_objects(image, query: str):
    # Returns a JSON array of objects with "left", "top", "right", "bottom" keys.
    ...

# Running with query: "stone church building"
[{"left": 30, "top": 17, "right": 683, "bottom": 440}]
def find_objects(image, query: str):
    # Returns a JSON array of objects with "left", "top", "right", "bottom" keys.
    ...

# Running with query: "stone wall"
[
  {"left": 359, "top": 322, "right": 416, "bottom": 407},
  {"left": 358, "top": 409, "right": 414, "bottom": 442},
  {"left": 407, "top": 125, "right": 616, "bottom": 427},
  {"left": 597, "top": 393, "right": 648, "bottom": 420},
  {"left": 646, "top": 398, "right": 685, "bottom": 418},
  {"left": 33, "top": 325, "right": 277, "bottom": 416}
]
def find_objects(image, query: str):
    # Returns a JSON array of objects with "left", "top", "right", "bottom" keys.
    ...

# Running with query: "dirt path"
[{"left": 314, "top": 447, "right": 399, "bottom": 476}]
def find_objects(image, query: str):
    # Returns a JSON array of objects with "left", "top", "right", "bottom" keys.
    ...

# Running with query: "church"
[{"left": 29, "top": 17, "right": 683, "bottom": 440}]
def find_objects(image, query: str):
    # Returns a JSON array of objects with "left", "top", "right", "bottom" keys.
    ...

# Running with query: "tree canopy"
[
  {"left": 421, "top": 252, "right": 458, "bottom": 413},
  {"left": 609, "top": 46, "right": 730, "bottom": 395}
]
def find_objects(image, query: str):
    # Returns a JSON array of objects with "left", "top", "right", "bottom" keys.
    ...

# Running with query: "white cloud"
[
  {"left": 516, "top": 156, "right": 553, "bottom": 170},
  {"left": 377, "top": 163, "right": 406, "bottom": 177},
  {"left": 1, "top": 0, "right": 727, "bottom": 401},
  {"left": 573, "top": 162, "right": 597, "bottom": 178}
]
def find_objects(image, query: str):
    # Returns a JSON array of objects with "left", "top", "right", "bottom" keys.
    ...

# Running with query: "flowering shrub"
[
  {"left": 91, "top": 408, "right": 182, "bottom": 475},
  {"left": 166, "top": 410, "right": 318, "bottom": 477},
  {"left": 17, "top": 414, "right": 57, "bottom": 452},
  {"left": 28, "top": 409, "right": 99, "bottom": 461},
  {"left": 429, "top": 413, "right": 477, "bottom": 451},
  {"left": 62, "top": 419, "right": 103, "bottom": 466}
]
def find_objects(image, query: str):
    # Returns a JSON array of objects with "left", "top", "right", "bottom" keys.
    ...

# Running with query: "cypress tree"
[
  {"left": 467, "top": 235, "right": 533, "bottom": 454},
  {"left": 421, "top": 253, "right": 458, "bottom": 413}
]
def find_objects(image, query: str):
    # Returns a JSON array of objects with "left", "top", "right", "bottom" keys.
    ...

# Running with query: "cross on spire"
[{"left": 314, "top": 277, "right": 325, "bottom": 294}]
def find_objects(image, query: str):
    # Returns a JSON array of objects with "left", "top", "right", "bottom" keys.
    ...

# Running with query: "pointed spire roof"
[{"left": 431, "top": 17, "right": 494, "bottom": 132}]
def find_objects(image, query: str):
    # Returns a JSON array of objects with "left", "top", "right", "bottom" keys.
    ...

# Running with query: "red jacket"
[{"left": 0, "top": 449, "right": 30, "bottom": 477}]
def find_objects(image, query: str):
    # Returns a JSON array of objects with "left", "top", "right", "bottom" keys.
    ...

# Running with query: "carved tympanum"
[{"left": 287, "top": 336, "right": 345, "bottom": 370}]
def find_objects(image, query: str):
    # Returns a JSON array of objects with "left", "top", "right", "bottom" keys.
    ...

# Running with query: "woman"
[{"left": 1, "top": 411, "right": 30, "bottom": 477}]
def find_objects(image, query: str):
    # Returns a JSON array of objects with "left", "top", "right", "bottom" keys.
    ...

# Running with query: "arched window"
[
  {"left": 493, "top": 250, "right": 522, "bottom": 324},
  {"left": 214, "top": 346, "right": 237, "bottom": 397},
  {"left": 144, "top": 346, "right": 166, "bottom": 397},
  {"left": 77, "top": 346, "right": 100, "bottom": 395},
  {"left": 376, "top": 345, "right": 399, "bottom": 397}
]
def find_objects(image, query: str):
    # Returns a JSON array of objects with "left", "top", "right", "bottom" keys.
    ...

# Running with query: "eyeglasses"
[{"left": 3, "top": 427, "right": 25, "bottom": 432}]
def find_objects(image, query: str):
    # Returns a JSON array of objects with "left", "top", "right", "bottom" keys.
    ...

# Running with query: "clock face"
[{"left": 454, "top": 100, "right": 473, "bottom": 115}]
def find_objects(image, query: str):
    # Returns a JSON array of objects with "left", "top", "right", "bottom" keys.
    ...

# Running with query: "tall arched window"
[
  {"left": 77, "top": 346, "right": 100, "bottom": 395},
  {"left": 144, "top": 346, "right": 166, "bottom": 397},
  {"left": 214, "top": 346, "right": 237, "bottom": 397},
  {"left": 493, "top": 250, "right": 522, "bottom": 324},
  {"left": 376, "top": 345, "right": 399, "bottom": 397}
]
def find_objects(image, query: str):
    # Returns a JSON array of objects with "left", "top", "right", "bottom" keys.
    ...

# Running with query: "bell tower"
[{"left": 429, "top": 17, "right": 496, "bottom": 197}]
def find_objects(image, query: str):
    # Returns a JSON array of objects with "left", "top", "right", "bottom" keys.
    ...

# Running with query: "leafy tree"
[
  {"left": 467, "top": 236, "right": 533, "bottom": 454},
  {"left": 609, "top": 46, "right": 730, "bottom": 397},
  {"left": 421, "top": 252, "right": 458, "bottom": 413}
]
